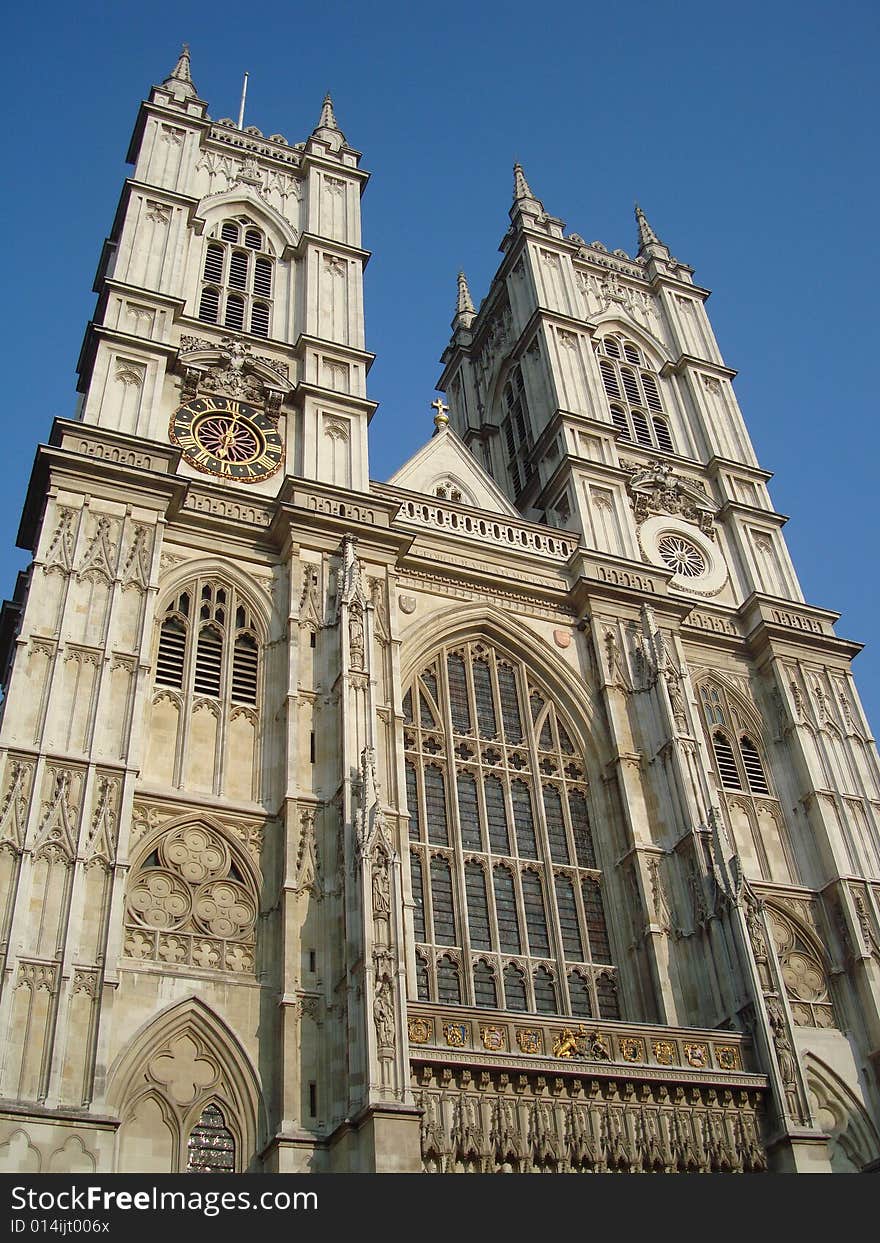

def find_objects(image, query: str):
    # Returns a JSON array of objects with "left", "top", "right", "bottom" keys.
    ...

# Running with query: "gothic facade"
[{"left": 0, "top": 47, "right": 878, "bottom": 1174}]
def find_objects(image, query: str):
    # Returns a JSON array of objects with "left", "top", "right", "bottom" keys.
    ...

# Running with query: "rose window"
[{"left": 657, "top": 533, "right": 706, "bottom": 578}]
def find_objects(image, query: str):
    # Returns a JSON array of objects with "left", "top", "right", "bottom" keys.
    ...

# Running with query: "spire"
[
  {"left": 318, "top": 92, "right": 339, "bottom": 132},
  {"left": 635, "top": 202, "right": 669, "bottom": 258},
  {"left": 310, "top": 91, "right": 345, "bottom": 153},
  {"left": 162, "top": 43, "right": 197, "bottom": 101},
  {"left": 513, "top": 162, "right": 543, "bottom": 209},
  {"left": 509, "top": 162, "right": 549, "bottom": 231},
  {"left": 453, "top": 270, "right": 476, "bottom": 330}
]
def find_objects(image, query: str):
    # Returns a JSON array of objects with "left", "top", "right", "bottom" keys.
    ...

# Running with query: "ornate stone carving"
[
  {"left": 179, "top": 336, "right": 289, "bottom": 410},
  {"left": 299, "top": 564, "right": 324, "bottom": 629},
  {"left": 121, "top": 525, "right": 152, "bottom": 592},
  {"left": 373, "top": 963, "right": 396, "bottom": 1052},
  {"left": 83, "top": 775, "right": 119, "bottom": 868},
  {"left": 625, "top": 460, "right": 718, "bottom": 537},
  {"left": 0, "top": 759, "right": 33, "bottom": 851},
  {"left": 43, "top": 507, "right": 76, "bottom": 576},
  {"left": 647, "top": 855, "right": 673, "bottom": 932},
  {"left": 124, "top": 822, "right": 257, "bottom": 972},
  {"left": 33, "top": 769, "right": 80, "bottom": 862},
  {"left": 293, "top": 809, "right": 321, "bottom": 897}
]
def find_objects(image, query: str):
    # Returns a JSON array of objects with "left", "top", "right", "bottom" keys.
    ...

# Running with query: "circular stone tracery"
[{"left": 656, "top": 533, "right": 706, "bottom": 578}]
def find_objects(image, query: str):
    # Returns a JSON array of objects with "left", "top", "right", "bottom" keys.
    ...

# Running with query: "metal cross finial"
[{"left": 431, "top": 397, "right": 449, "bottom": 427}]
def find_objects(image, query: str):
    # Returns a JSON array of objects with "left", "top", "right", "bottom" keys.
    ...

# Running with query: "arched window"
[
  {"left": 405, "top": 640, "right": 618, "bottom": 1017},
  {"left": 197, "top": 216, "right": 275, "bottom": 338},
  {"left": 766, "top": 906, "right": 837, "bottom": 1029},
  {"left": 149, "top": 578, "right": 263, "bottom": 796},
  {"left": 500, "top": 365, "right": 533, "bottom": 497},
  {"left": 186, "top": 1103, "right": 236, "bottom": 1173},
  {"left": 595, "top": 335, "right": 674, "bottom": 453},
  {"left": 699, "top": 681, "right": 775, "bottom": 798}
]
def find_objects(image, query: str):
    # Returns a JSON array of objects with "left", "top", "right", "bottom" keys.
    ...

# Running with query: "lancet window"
[
  {"left": 156, "top": 580, "right": 260, "bottom": 708},
  {"left": 148, "top": 576, "right": 262, "bottom": 799},
  {"left": 698, "top": 682, "right": 772, "bottom": 795},
  {"left": 404, "top": 640, "right": 618, "bottom": 1019},
  {"left": 501, "top": 365, "right": 534, "bottom": 496},
  {"left": 197, "top": 217, "right": 274, "bottom": 338},
  {"left": 595, "top": 334, "right": 674, "bottom": 453}
]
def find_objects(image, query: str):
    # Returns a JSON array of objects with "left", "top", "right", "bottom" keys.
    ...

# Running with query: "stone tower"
[{"left": 0, "top": 51, "right": 878, "bottom": 1174}]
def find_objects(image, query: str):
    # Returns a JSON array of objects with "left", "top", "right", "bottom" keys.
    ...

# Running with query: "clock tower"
[
  {"left": 0, "top": 47, "right": 413, "bottom": 1174},
  {"left": 1, "top": 47, "right": 879, "bottom": 1178}
]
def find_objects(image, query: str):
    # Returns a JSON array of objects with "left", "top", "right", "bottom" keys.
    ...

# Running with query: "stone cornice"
[
  {"left": 126, "top": 99, "right": 212, "bottom": 165},
  {"left": 293, "top": 333, "right": 376, "bottom": 371},
  {"left": 17, "top": 421, "right": 185, "bottom": 551},
  {"left": 706, "top": 456, "right": 774, "bottom": 485},
  {"left": 294, "top": 232, "right": 371, "bottom": 266},
  {"left": 739, "top": 593, "right": 864, "bottom": 663},
  {"left": 661, "top": 355, "right": 738, "bottom": 381},
  {"left": 291, "top": 380, "right": 379, "bottom": 419},
  {"left": 718, "top": 500, "right": 789, "bottom": 527}
]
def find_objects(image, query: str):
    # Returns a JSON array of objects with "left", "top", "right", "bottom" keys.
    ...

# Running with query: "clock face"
[{"left": 169, "top": 397, "right": 284, "bottom": 483}]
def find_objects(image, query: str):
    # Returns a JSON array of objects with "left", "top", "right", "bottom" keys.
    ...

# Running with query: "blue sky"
[{"left": 4, "top": 0, "right": 879, "bottom": 730}]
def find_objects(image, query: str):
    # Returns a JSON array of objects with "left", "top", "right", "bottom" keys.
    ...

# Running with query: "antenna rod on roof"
[{"left": 237, "top": 72, "right": 249, "bottom": 130}]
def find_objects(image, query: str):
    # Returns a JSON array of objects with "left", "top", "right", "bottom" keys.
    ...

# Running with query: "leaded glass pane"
[
  {"left": 465, "top": 862, "right": 491, "bottom": 949},
  {"left": 555, "top": 876, "right": 584, "bottom": 960},
  {"left": 484, "top": 774, "right": 510, "bottom": 854},
  {"left": 522, "top": 871, "right": 551, "bottom": 957},
  {"left": 456, "top": 771, "right": 482, "bottom": 850},
  {"left": 424, "top": 766, "right": 449, "bottom": 845},
  {"left": 493, "top": 866, "right": 521, "bottom": 953},
  {"left": 416, "top": 954, "right": 430, "bottom": 1001},
  {"left": 497, "top": 663, "right": 523, "bottom": 744},
  {"left": 430, "top": 857, "right": 456, "bottom": 945},
  {"left": 504, "top": 965, "right": 527, "bottom": 1011},
  {"left": 447, "top": 654, "right": 471, "bottom": 732},
  {"left": 473, "top": 960, "right": 497, "bottom": 1008},
  {"left": 473, "top": 660, "right": 497, "bottom": 737},
  {"left": 596, "top": 972, "right": 619, "bottom": 1019},
  {"left": 543, "top": 786, "right": 570, "bottom": 864},
  {"left": 419, "top": 690, "right": 437, "bottom": 728},
  {"left": 410, "top": 852, "right": 425, "bottom": 940},
  {"left": 186, "top": 1103, "right": 235, "bottom": 1173},
  {"left": 534, "top": 967, "right": 557, "bottom": 1014},
  {"left": 511, "top": 780, "right": 538, "bottom": 858},
  {"left": 405, "top": 761, "right": 420, "bottom": 841},
  {"left": 583, "top": 878, "right": 611, "bottom": 962},
  {"left": 569, "top": 971, "right": 593, "bottom": 1017},
  {"left": 437, "top": 955, "right": 461, "bottom": 1004},
  {"left": 568, "top": 790, "right": 596, "bottom": 868}
]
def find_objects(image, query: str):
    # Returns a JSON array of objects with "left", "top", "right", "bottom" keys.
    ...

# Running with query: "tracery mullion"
[
  {"left": 524, "top": 696, "right": 569, "bottom": 1006},
  {"left": 439, "top": 644, "right": 473, "bottom": 1003},
  {"left": 512, "top": 866, "right": 537, "bottom": 1011}
]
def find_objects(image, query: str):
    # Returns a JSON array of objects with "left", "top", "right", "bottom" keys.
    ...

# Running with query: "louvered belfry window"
[
  {"left": 154, "top": 578, "right": 261, "bottom": 712},
  {"left": 699, "top": 681, "right": 775, "bottom": 799},
  {"left": 197, "top": 217, "right": 274, "bottom": 338},
  {"left": 595, "top": 334, "right": 674, "bottom": 454},
  {"left": 404, "top": 640, "right": 619, "bottom": 1018}
]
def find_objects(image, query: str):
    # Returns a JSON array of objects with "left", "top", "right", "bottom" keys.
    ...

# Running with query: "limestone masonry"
[{"left": 0, "top": 47, "right": 877, "bottom": 1173}]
